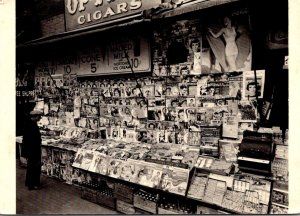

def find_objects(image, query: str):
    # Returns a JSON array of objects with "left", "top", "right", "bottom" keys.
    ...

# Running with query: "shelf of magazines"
[
  {"left": 186, "top": 168, "right": 273, "bottom": 214},
  {"left": 40, "top": 145, "right": 76, "bottom": 184},
  {"left": 71, "top": 150, "right": 193, "bottom": 197},
  {"left": 70, "top": 162, "right": 274, "bottom": 215},
  {"left": 269, "top": 142, "right": 289, "bottom": 214}
]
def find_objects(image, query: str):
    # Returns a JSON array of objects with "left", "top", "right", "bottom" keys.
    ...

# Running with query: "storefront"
[{"left": 16, "top": 0, "right": 288, "bottom": 214}]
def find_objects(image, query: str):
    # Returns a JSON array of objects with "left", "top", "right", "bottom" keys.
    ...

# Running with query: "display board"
[{"left": 34, "top": 35, "right": 151, "bottom": 77}]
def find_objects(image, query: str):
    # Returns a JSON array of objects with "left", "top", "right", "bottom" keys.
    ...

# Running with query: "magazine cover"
[
  {"left": 200, "top": 129, "right": 220, "bottom": 158},
  {"left": 187, "top": 82, "right": 198, "bottom": 96},
  {"left": 187, "top": 131, "right": 201, "bottom": 146},
  {"left": 136, "top": 130, "right": 148, "bottom": 143},
  {"left": 207, "top": 81, "right": 230, "bottom": 97},
  {"left": 72, "top": 148, "right": 85, "bottom": 168},
  {"left": 124, "top": 128, "right": 137, "bottom": 143},
  {"left": 137, "top": 162, "right": 163, "bottom": 188},
  {"left": 176, "top": 108, "right": 187, "bottom": 122},
  {"left": 187, "top": 108, "right": 198, "bottom": 125},
  {"left": 182, "top": 147, "right": 200, "bottom": 167},
  {"left": 119, "top": 160, "right": 137, "bottom": 182},
  {"left": 242, "top": 70, "right": 265, "bottom": 100},
  {"left": 160, "top": 166, "right": 189, "bottom": 196},
  {"left": 142, "top": 85, "right": 155, "bottom": 98},
  {"left": 106, "top": 158, "right": 123, "bottom": 179},
  {"left": 169, "top": 64, "right": 180, "bottom": 76},
  {"left": 238, "top": 100, "right": 257, "bottom": 122},
  {"left": 154, "top": 78, "right": 164, "bottom": 97},
  {"left": 163, "top": 107, "right": 177, "bottom": 121},
  {"left": 79, "top": 150, "right": 95, "bottom": 171},
  {"left": 179, "top": 83, "right": 189, "bottom": 96},
  {"left": 90, "top": 153, "right": 109, "bottom": 175},
  {"left": 219, "top": 139, "right": 240, "bottom": 162},
  {"left": 188, "top": 37, "right": 202, "bottom": 75},
  {"left": 147, "top": 129, "right": 159, "bottom": 144},
  {"left": 175, "top": 131, "right": 188, "bottom": 145},
  {"left": 229, "top": 73, "right": 243, "bottom": 98},
  {"left": 166, "top": 98, "right": 179, "bottom": 108},
  {"left": 222, "top": 114, "right": 239, "bottom": 138},
  {"left": 197, "top": 77, "right": 209, "bottom": 96},
  {"left": 88, "top": 118, "right": 98, "bottom": 130},
  {"left": 157, "top": 130, "right": 167, "bottom": 143}
]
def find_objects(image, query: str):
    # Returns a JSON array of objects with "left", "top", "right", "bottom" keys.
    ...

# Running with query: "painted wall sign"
[
  {"left": 77, "top": 36, "right": 151, "bottom": 76},
  {"left": 34, "top": 35, "right": 151, "bottom": 76},
  {"left": 64, "top": 0, "right": 161, "bottom": 31},
  {"left": 35, "top": 60, "right": 59, "bottom": 77}
]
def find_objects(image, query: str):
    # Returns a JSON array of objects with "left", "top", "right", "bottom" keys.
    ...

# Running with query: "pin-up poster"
[{"left": 206, "top": 9, "right": 252, "bottom": 73}]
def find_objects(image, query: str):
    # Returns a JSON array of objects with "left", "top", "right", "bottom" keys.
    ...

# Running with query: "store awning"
[
  {"left": 17, "top": 14, "right": 150, "bottom": 49},
  {"left": 151, "top": 0, "right": 239, "bottom": 19}
]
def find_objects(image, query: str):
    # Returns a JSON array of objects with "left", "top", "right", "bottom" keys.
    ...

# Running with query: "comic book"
[{"left": 160, "top": 166, "right": 189, "bottom": 196}]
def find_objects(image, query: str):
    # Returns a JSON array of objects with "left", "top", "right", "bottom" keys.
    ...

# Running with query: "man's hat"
[{"left": 30, "top": 110, "right": 43, "bottom": 116}]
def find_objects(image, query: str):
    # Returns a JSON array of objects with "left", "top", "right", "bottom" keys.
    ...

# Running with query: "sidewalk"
[{"left": 16, "top": 164, "right": 118, "bottom": 214}]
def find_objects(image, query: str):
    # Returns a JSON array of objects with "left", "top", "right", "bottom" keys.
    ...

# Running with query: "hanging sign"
[
  {"left": 34, "top": 35, "right": 151, "bottom": 76},
  {"left": 76, "top": 36, "right": 151, "bottom": 76},
  {"left": 35, "top": 60, "right": 58, "bottom": 77},
  {"left": 64, "top": 0, "right": 161, "bottom": 31}
]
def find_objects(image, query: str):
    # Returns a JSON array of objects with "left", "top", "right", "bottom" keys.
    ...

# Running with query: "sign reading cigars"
[{"left": 65, "top": 0, "right": 161, "bottom": 31}]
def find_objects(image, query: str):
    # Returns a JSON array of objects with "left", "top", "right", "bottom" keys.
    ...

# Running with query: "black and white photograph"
[{"left": 9, "top": 0, "right": 296, "bottom": 215}]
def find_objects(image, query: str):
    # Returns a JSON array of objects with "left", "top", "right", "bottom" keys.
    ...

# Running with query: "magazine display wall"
[{"left": 19, "top": 5, "right": 289, "bottom": 215}]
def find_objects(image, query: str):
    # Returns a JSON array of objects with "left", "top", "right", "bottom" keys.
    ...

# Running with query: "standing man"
[{"left": 23, "top": 110, "right": 43, "bottom": 190}]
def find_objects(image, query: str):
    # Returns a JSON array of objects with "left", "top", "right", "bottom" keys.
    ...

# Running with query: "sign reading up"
[{"left": 64, "top": 0, "right": 161, "bottom": 31}]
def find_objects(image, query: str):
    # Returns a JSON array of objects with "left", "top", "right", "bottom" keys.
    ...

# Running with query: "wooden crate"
[
  {"left": 81, "top": 187, "right": 97, "bottom": 203},
  {"left": 96, "top": 191, "right": 116, "bottom": 210},
  {"left": 116, "top": 200, "right": 136, "bottom": 214},
  {"left": 158, "top": 207, "right": 180, "bottom": 214},
  {"left": 133, "top": 191, "right": 158, "bottom": 214},
  {"left": 158, "top": 193, "right": 196, "bottom": 214},
  {"left": 197, "top": 205, "right": 222, "bottom": 214},
  {"left": 114, "top": 183, "right": 135, "bottom": 204}
]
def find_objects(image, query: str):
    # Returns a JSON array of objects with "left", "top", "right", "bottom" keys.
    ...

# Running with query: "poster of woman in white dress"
[{"left": 206, "top": 11, "right": 252, "bottom": 73}]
